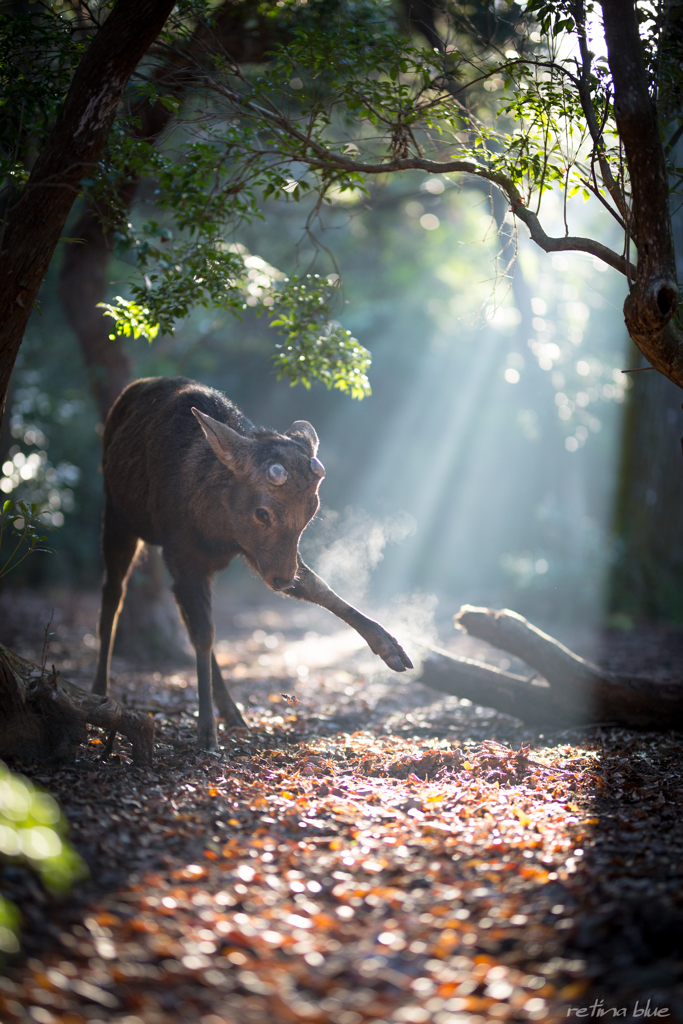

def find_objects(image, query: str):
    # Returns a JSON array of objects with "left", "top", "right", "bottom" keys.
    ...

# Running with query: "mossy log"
[
  {"left": 419, "top": 606, "right": 683, "bottom": 731},
  {"left": 0, "top": 644, "right": 154, "bottom": 764}
]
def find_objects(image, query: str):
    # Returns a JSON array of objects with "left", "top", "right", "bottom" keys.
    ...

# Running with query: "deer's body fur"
[{"left": 93, "top": 376, "right": 412, "bottom": 748}]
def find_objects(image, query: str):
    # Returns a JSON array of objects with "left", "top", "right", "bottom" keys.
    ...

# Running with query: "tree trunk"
[
  {"left": 419, "top": 606, "right": 683, "bottom": 730},
  {"left": 0, "top": 0, "right": 176, "bottom": 428},
  {"left": 58, "top": 202, "right": 133, "bottom": 422},
  {"left": 0, "top": 644, "right": 154, "bottom": 764},
  {"left": 601, "top": 0, "right": 683, "bottom": 384},
  {"left": 608, "top": 362, "right": 683, "bottom": 621}
]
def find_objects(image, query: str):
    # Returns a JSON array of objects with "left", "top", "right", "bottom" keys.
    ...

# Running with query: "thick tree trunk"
[
  {"left": 0, "top": 0, "right": 175, "bottom": 427},
  {"left": 601, "top": 0, "right": 683, "bottom": 385},
  {"left": 0, "top": 644, "right": 154, "bottom": 764},
  {"left": 419, "top": 606, "right": 683, "bottom": 730}
]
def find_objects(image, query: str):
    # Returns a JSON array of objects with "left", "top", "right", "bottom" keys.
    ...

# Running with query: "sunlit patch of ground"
[{"left": 1, "top": 591, "right": 683, "bottom": 1023}]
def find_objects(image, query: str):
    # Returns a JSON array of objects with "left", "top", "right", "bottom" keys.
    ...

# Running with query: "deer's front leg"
[{"left": 286, "top": 558, "right": 413, "bottom": 672}]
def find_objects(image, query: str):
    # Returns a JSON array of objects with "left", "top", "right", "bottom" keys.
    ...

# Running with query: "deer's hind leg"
[{"left": 92, "top": 497, "right": 142, "bottom": 696}]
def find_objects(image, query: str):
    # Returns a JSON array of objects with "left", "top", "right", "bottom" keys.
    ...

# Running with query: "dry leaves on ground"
[{"left": 1, "top": 596, "right": 683, "bottom": 1023}]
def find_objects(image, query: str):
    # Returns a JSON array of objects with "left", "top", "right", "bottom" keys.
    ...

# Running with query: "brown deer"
[{"left": 92, "top": 377, "right": 412, "bottom": 748}]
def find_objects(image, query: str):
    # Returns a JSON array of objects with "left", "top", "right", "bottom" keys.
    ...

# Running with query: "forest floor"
[{"left": 2, "top": 588, "right": 683, "bottom": 1024}]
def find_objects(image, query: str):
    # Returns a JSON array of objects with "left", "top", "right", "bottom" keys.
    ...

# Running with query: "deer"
[{"left": 92, "top": 376, "right": 413, "bottom": 748}]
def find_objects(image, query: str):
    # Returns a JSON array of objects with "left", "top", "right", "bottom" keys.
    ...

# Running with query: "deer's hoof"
[
  {"left": 384, "top": 650, "right": 411, "bottom": 672},
  {"left": 197, "top": 725, "right": 219, "bottom": 750},
  {"left": 368, "top": 626, "right": 414, "bottom": 672}
]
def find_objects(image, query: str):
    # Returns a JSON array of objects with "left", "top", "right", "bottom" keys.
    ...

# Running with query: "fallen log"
[
  {"left": 0, "top": 644, "right": 154, "bottom": 764},
  {"left": 418, "top": 606, "right": 683, "bottom": 731}
]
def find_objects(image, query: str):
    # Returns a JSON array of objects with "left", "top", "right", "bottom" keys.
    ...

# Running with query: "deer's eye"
[{"left": 255, "top": 507, "right": 271, "bottom": 525}]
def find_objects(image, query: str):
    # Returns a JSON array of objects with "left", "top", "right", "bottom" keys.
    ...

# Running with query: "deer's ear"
[
  {"left": 192, "top": 408, "right": 254, "bottom": 472},
  {"left": 285, "top": 419, "right": 319, "bottom": 456}
]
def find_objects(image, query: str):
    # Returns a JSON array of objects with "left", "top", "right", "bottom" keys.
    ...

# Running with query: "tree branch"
[
  {"left": 571, "top": 0, "right": 629, "bottom": 224},
  {"left": 284, "top": 152, "right": 635, "bottom": 275},
  {"left": 204, "top": 69, "right": 636, "bottom": 277},
  {"left": 418, "top": 607, "right": 683, "bottom": 731}
]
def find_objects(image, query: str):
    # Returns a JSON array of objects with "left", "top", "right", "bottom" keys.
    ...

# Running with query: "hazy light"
[
  {"left": 421, "top": 178, "right": 445, "bottom": 194},
  {"left": 420, "top": 214, "right": 440, "bottom": 231},
  {"left": 289, "top": 164, "right": 630, "bottom": 642}
]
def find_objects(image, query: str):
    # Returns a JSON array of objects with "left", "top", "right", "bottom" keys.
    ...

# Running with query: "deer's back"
[{"left": 102, "top": 377, "right": 254, "bottom": 546}]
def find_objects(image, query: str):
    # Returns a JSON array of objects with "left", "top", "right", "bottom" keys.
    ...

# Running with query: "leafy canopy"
[{"left": 3, "top": 1, "right": 682, "bottom": 393}]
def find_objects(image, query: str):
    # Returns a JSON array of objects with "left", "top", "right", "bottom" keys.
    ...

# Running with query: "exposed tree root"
[
  {"left": 0, "top": 644, "right": 154, "bottom": 764},
  {"left": 419, "top": 606, "right": 683, "bottom": 731}
]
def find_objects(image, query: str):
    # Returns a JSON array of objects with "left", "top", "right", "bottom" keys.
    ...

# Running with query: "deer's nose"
[{"left": 272, "top": 576, "right": 296, "bottom": 591}]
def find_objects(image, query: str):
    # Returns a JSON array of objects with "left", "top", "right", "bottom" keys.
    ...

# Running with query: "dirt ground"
[{"left": 2, "top": 587, "right": 683, "bottom": 1024}]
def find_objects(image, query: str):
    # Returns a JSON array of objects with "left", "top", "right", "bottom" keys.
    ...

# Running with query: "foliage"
[
  {"left": 0, "top": 500, "right": 52, "bottom": 579},
  {"left": 0, "top": 8, "right": 86, "bottom": 187},
  {"left": 7, "top": 0, "right": 682, "bottom": 393},
  {"left": 0, "top": 761, "right": 87, "bottom": 953},
  {"left": 270, "top": 275, "right": 371, "bottom": 397},
  {"left": 188, "top": 12, "right": 620, "bottom": 255},
  {"left": 0, "top": 889, "right": 19, "bottom": 955},
  {"left": 99, "top": 246, "right": 372, "bottom": 396},
  {"left": 0, "top": 360, "right": 88, "bottom": 574}
]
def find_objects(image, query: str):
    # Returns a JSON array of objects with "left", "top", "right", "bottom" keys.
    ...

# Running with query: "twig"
[
  {"left": 40, "top": 609, "right": 55, "bottom": 681},
  {"left": 102, "top": 729, "right": 117, "bottom": 758}
]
